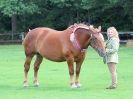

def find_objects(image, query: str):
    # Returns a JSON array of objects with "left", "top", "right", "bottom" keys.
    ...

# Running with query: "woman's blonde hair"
[{"left": 107, "top": 27, "right": 120, "bottom": 41}]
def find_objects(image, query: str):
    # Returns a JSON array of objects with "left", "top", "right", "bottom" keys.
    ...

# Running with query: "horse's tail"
[
  {"left": 29, "top": 29, "right": 31, "bottom": 32},
  {"left": 22, "top": 29, "right": 31, "bottom": 45},
  {"left": 25, "top": 29, "right": 31, "bottom": 36}
]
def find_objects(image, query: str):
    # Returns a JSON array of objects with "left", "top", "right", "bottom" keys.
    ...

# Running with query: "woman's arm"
[{"left": 106, "top": 39, "right": 119, "bottom": 54}]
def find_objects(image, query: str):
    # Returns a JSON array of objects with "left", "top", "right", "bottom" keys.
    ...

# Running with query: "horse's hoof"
[
  {"left": 23, "top": 85, "right": 29, "bottom": 87},
  {"left": 33, "top": 81, "right": 39, "bottom": 87},
  {"left": 34, "top": 84, "right": 39, "bottom": 87},
  {"left": 75, "top": 83, "right": 81, "bottom": 88},
  {"left": 71, "top": 83, "right": 77, "bottom": 88},
  {"left": 23, "top": 82, "right": 29, "bottom": 87}
]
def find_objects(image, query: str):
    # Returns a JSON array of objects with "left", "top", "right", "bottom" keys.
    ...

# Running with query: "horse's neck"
[
  {"left": 65, "top": 27, "right": 73, "bottom": 34},
  {"left": 76, "top": 33, "right": 90, "bottom": 49},
  {"left": 78, "top": 37, "right": 88, "bottom": 49}
]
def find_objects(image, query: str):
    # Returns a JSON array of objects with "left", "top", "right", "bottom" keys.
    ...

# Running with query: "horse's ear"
[
  {"left": 97, "top": 26, "right": 101, "bottom": 33},
  {"left": 98, "top": 26, "right": 101, "bottom": 32},
  {"left": 90, "top": 25, "right": 94, "bottom": 29}
]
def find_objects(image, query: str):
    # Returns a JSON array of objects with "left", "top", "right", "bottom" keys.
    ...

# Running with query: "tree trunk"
[
  {"left": 69, "top": 13, "right": 74, "bottom": 25},
  {"left": 76, "top": 10, "right": 79, "bottom": 23},
  {"left": 88, "top": 10, "right": 91, "bottom": 24},
  {"left": 11, "top": 14, "right": 17, "bottom": 40}
]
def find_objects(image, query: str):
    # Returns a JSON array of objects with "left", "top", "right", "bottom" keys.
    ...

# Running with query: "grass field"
[{"left": 0, "top": 45, "right": 133, "bottom": 99}]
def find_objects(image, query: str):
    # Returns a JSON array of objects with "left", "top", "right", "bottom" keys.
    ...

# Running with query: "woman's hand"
[{"left": 106, "top": 48, "right": 109, "bottom": 52}]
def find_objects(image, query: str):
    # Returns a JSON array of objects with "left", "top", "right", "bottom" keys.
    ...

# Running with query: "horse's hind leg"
[
  {"left": 23, "top": 55, "right": 34, "bottom": 87},
  {"left": 33, "top": 54, "right": 43, "bottom": 87}
]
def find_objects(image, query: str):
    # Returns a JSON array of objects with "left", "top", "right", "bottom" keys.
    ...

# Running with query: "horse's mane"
[
  {"left": 68, "top": 23, "right": 99, "bottom": 34},
  {"left": 68, "top": 23, "right": 89, "bottom": 29}
]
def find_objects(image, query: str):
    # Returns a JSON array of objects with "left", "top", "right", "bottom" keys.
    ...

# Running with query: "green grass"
[{"left": 0, "top": 45, "right": 133, "bottom": 99}]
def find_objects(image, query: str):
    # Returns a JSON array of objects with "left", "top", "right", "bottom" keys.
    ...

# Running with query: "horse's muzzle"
[{"left": 97, "top": 48, "right": 106, "bottom": 57}]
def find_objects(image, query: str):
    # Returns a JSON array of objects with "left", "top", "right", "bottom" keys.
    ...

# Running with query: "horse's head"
[
  {"left": 68, "top": 23, "right": 106, "bottom": 57},
  {"left": 69, "top": 24, "right": 93, "bottom": 50},
  {"left": 89, "top": 25, "right": 106, "bottom": 57}
]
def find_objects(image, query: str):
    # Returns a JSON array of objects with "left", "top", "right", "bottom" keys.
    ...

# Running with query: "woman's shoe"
[{"left": 106, "top": 85, "right": 117, "bottom": 89}]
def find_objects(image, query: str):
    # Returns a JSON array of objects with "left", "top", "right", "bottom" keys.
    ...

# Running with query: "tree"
[
  {"left": 0, "top": 0, "right": 39, "bottom": 39},
  {"left": 119, "top": 0, "right": 133, "bottom": 30},
  {"left": 0, "top": 0, "right": 132, "bottom": 33}
]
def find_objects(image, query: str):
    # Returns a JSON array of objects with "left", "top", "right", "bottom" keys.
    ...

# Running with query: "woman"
[{"left": 105, "top": 27, "right": 120, "bottom": 89}]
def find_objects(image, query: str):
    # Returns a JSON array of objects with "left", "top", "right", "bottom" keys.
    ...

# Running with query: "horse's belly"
[
  {"left": 36, "top": 34, "right": 66, "bottom": 61},
  {"left": 45, "top": 56, "right": 66, "bottom": 62},
  {"left": 43, "top": 53, "right": 66, "bottom": 62},
  {"left": 39, "top": 47, "right": 65, "bottom": 62}
]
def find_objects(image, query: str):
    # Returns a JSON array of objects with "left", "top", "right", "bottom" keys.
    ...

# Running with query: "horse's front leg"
[
  {"left": 33, "top": 54, "right": 43, "bottom": 87},
  {"left": 75, "top": 53, "right": 86, "bottom": 88},
  {"left": 65, "top": 54, "right": 76, "bottom": 88}
]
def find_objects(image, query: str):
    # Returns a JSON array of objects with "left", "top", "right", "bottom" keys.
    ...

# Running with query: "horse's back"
[
  {"left": 34, "top": 28, "right": 66, "bottom": 61},
  {"left": 23, "top": 27, "right": 58, "bottom": 44},
  {"left": 23, "top": 27, "right": 66, "bottom": 61},
  {"left": 23, "top": 27, "right": 53, "bottom": 54}
]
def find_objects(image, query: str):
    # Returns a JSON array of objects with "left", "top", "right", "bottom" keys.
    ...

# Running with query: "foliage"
[
  {"left": 0, "top": 0, "right": 39, "bottom": 16},
  {"left": 0, "top": 0, "right": 132, "bottom": 33}
]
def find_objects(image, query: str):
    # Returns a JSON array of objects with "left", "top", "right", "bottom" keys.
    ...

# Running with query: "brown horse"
[{"left": 23, "top": 23, "right": 105, "bottom": 88}]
